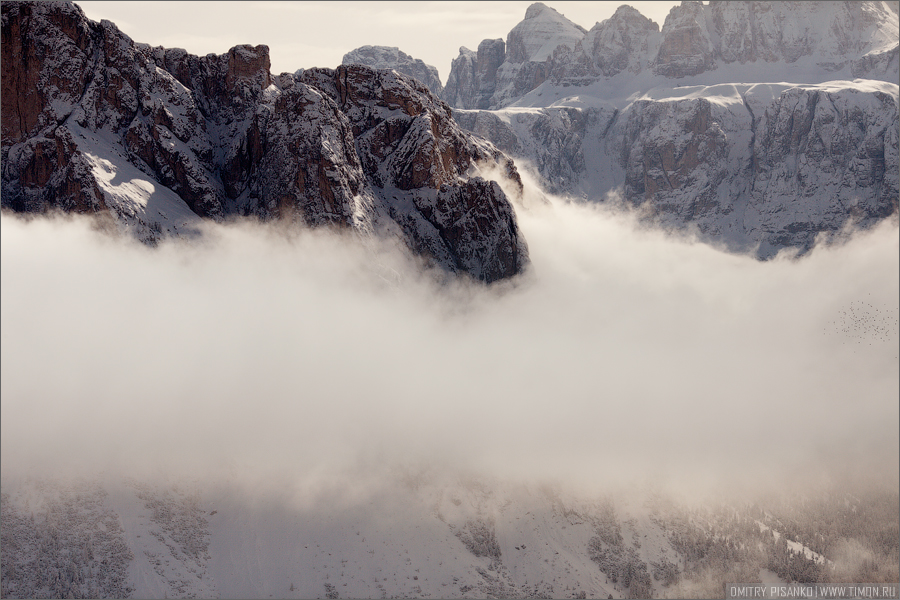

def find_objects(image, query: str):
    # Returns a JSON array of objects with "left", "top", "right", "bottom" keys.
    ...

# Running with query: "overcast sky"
[{"left": 74, "top": 1, "right": 681, "bottom": 85}]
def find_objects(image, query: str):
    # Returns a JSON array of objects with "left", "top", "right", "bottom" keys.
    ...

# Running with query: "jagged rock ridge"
[{"left": 1, "top": 1, "right": 528, "bottom": 282}]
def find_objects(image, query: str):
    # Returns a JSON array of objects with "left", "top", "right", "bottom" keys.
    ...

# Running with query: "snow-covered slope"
[
  {"left": 0, "top": 1, "right": 528, "bottom": 282},
  {"left": 4, "top": 473, "right": 822, "bottom": 600},
  {"left": 10, "top": 471, "right": 894, "bottom": 599}
]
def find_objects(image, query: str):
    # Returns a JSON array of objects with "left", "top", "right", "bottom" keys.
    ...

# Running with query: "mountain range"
[
  {"left": 4, "top": 1, "right": 899, "bottom": 268},
  {"left": 344, "top": 1, "right": 900, "bottom": 257}
]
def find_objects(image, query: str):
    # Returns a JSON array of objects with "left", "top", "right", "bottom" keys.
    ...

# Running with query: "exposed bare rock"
[
  {"left": 1, "top": 125, "right": 108, "bottom": 214},
  {"left": 708, "top": 1, "right": 899, "bottom": 69},
  {"left": 452, "top": 111, "right": 521, "bottom": 157},
  {"left": 744, "top": 85, "right": 899, "bottom": 254},
  {"left": 445, "top": 1, "right": 897, "bottom": 257},
  {"left": 442, "top": 40, "right": 507, "bottom": 111},
  {"left": 1, "top": 1, "right": 528, "bottom": 282},
  {"left": 652, "top": 1, "right": 900, "bottom": 79},
  {"left": 457, "top": 106, "right": 593, "bottom": 196},
  {"left": 298, "top": 64, "right": 529, "bottom": 281},
  {"left": 236, "top": 77, "right": 372, "bottom": 228},
  {"left": 0, "top": 1, "right": 107, "bottom": 214},
  {"left": 442, "top": 47, "right": 478, "bottom": 110},
  {"left": 622, "top": 97, "right": 729, "bottom": 222},
  {"left": 505, "top": 2, "right": 586, "bottom": 64},
  {"left": 0, "top": 1, "right": 93, "bottom": 144},
  {"left": 474, "top": 39, "right": 507, "bottom": 109}
]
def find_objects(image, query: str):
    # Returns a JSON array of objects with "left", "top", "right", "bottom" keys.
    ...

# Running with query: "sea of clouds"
[{"left": 2, "top": 186, "right": 897, "bottom": 502}]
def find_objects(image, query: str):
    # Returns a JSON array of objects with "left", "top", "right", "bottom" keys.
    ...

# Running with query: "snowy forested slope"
[{"left": 3, "top": 472, "right": 898, "bottom": 599}]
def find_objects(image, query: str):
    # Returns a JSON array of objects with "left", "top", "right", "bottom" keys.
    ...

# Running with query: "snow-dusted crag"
[
  {"left": 1, "top": 1, "right": 528, "bottom": 282},
  {"left": 449, "top": 1, "right": 899, "bottom": 257},
  {"left": 342, "top": 45, "right": 443, "bottom": 97}
]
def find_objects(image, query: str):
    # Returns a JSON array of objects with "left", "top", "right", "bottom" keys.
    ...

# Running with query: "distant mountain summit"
[
  {"left": 1, "top": 1, "right": 528, "bottom": 282},
  {"left": 342, "top": 45, "right": 443, "bottom": 96},
  {"left": 442, "top": 2, "right": 589, "bottom": 110}
]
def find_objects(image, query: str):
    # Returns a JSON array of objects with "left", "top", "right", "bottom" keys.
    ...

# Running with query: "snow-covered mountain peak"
[
  {"left": 523, "top": 2, "right": 554, "bottom": 20},
  {"left": 612, "top": 4, "right": 658, "bottom": 24},
  {"left": 506, "top": 2, "right": 587, "bottom": 63},
  {"left": 343, "top": 45, "right": 410, "bottom": 68},
  {"left": 703, "top": 1, "right": 900, "bottom": 67},
  {"left": 445, "top": 1, "right": 897, "bottom": 112},
  {"left": 342, "top": 44, "right": 443, "bottom": 95},
  {"left": 582, "top": 3, "right": 660, "bottom": 77}
]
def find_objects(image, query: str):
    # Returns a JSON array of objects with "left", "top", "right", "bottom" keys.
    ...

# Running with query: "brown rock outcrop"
[{"left": 1, "top": 1, "right": 528, "bottom": 282}]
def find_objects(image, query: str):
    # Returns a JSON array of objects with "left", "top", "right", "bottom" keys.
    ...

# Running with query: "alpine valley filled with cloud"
[{"left": 1, "top": 2, "right": 898, "bottom": 599}]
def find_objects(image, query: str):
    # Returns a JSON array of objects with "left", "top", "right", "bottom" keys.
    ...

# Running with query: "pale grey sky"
[{"left": 75, "top": 1, "right": 681, "bottom": 85}]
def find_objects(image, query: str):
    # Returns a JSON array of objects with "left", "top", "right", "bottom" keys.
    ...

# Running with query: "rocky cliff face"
[
  {"left": 342, "top": 45, "right": 443, "bottom": 97},
  {"left": 1, "top": 1, "right": 528, "bottom": 282},
  {"left": 456, "top": 80, "right": 899, "bottom": 257},
  {"left": 1, "top": 1, "right": 106, "bottom": 214},
  {"left": 442, "top": 39, "right": 508, "bottom": 111},
  {"left": 444, "top": 1, "right": 899, "bottom": 110},
  {"left": 652, "top": 0, "right": 713, "bottom": 78},
  {"left": 297, "top": 64, "right": 527, "bottom": 281}
]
